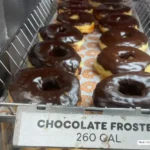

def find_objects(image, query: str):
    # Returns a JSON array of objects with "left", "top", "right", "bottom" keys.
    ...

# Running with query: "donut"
[
  {"left": 99, "top": 28, "right": 148, "bottom": 52},
  {"left": 94, "top": 3, "right": 132, "bottom": 20},
  {"left": 28, "top": 41, "right": 82, "bottom": 75},
  {"left": 94, "top": 46, "right": 150, "bottom": 77},
  {"left": 99, "top": 14, "right": 139, "bottom": 33},
  {"left": 9, "top": 68, "right": 81, "bottom": 105},
  {"left": 39, "top": 23, "right": 84, "bottom": 50},
  {"left": 89, "top": 0, "right": 123, "bottom": 7},
  {"left": 58, "top": 1, "right": 93, "bottom": 14},
  {"left": 93, "top": 72, "right": 150, "bottom": 108},
  {"left": 57, "top": 11, "right": 95, "bottom": 34}
]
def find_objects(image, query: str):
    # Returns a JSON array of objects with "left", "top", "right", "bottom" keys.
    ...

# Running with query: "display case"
[{"left": 0, "top": 0, "right": 150, "bottom": 149}]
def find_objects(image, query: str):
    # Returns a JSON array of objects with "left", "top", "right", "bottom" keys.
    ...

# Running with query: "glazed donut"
[
  {"left": 39, "top": 23, "right": 84, "bottom": 50},
  {"left": 94, "top": 3, "right": 132, "bottom": 20},
  {"left": 58, "top": 1, "right": 93, "bottom": 14},
  {"left": 89, "top": 0, "right": 123, "bottom": 7},
  {"left": 99, "top": 14, "right": 139, "bottom": 33},
  {"left": 28, "top": 41, "right": 82, "bottom": 75},
  {"left": 94, "top": 46, "right": 150, "bottom": 77},
  {"left": 99, "top": 28, "right": 148, "bottom": 52},
  {"left": 93, "top": 72, "right": 150, "bottom": 108},
  {"left": 9, "top": 68, "right": 81, "bottom": 105},
  {"left": 57, "top": 11, "right": 95, "bottom": 33}
]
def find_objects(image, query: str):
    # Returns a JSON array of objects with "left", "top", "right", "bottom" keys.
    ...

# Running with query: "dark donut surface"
[
  {"left": 39, "top": 23, "right": 83, "bottom": 44},
  {"left": 28, "top": 41, "right": 81, "bottom": 73},
  {"left": 94, "top": 3, "right": 131, "bottom": 18},
  {"left": 58, "top": 1, "right": 93, "bottom": 12},
  {"left": 99, "top": 14, "right": 139, "bottom": 29},
  {"left": 100, "top": 28, "right": 148, "bottom": 48},
  {"left": 97, "top": 46, "right": 150, "bottom": 74},
  {"left": 93, "top": 72, "right": 150, "bottom": 108},
  {"left": 57, "top": 11, "right": 95, "bottom": 26},
  {"left": 9, "top": 68, "right": 81, "bottom": 105}
]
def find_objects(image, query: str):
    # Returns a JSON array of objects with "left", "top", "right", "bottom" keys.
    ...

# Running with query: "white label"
[
  {"left": 137, "top": 140, "right": 150, "bottom": 145},
  {"left": 13, "top": 108, "right": 150, "bottom": 149}
]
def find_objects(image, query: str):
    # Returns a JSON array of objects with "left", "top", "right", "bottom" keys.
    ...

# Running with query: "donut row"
[
  {"left": 9, "top": 0, "right": 95, "bottom": 106},
  {"left": 92, "top": 0, "right": 150, "bottom": 108},
  {"left": 8, "top": 0, "right": 150, "bottom": 111}
]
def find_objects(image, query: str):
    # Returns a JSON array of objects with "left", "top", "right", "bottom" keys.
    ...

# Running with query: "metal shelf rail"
[{"left": 0, "top": 0, "right": 57, "bottom": 102}]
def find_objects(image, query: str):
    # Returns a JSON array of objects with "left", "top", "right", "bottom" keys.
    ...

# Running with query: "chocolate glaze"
[
  {"left": 28, "top": 41, "right": 81, "bottom": 73},
  {"left": 97, "top": 46, "right": 150, "bottom": 74},
  {"left": 91, "top": 0, "right": 122, "bottom": 2},
  {"left": 57, "top": 11, "right": 95, "bottom": 26},
  {"left": 9, "top": 68, "right": 81, "bottom": 105},
  {"left": 58, "top": 1, "right": 93, "bottom": 12},
  {"left": 99, "top": 14, "right": 139, "bottom": 29},
  {"left": 100, "top": 28, "right": 148, "bottom": 48},
  {"left": 94, "top": 3, "right": 131, "bottom": 18},
  {"left": 39, "top": 23, "right": 83, "bottom": 43},
  {"left": 93, "top": 72, "right": 150, "bottom": 108}
]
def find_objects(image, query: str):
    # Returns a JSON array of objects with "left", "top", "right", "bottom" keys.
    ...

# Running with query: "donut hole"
[
  {"left": 120, "top": 32, "right": 131, "bottom": 38},
  {"left": 49, "top": 47, "right": 67, "bottom": 57},
  {"left": 119, "top": 51, "right": 134, "bottom": 60},
  {"left": 70, "top": 14, "right": 80, "bottom": 20},
  {"left": 118, "top": 80, "right": 145, "bottom": 96},
  {"left": 42, "top": 77, "right": 60, "bottom": 91}
]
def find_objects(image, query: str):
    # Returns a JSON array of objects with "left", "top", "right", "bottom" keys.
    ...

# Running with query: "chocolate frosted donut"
[
  {"left": 39, "top": 23, "right": 84, "bottom": 50},
  {"left": 9, "top": 68, "right": 81, "bottom": 105},
  {"left": 57, "top": 11, "right": 95, "bottom": 33},
  {"left": 58, "top": 1, "right": 93, "bottom": 14},
  {"left": 94, "top": 3, "right": 132, "bottom": 20},
  {"left": 99, "top": 28, "right": 148, "bottom": 52},
  {"left": 93, "top": 72, "right": 150, "bottom": 108},
  {"left": 28, "top": 41, "right": 81, "bottom": 74},
  {"left": 99, "top": 14, "right": 139, "bottom": 32},
  {"left": 94, "top": 46, "right": 150, "bottom": 77}
]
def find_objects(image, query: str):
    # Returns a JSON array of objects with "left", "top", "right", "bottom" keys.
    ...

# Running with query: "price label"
[{"left": 13, "top": 105, "right": 150, "bottom": 149}]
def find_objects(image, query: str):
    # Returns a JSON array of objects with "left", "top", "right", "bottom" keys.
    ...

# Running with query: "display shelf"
[{"left": 0, "top": 0, "right": 150, "bottom": 149}]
